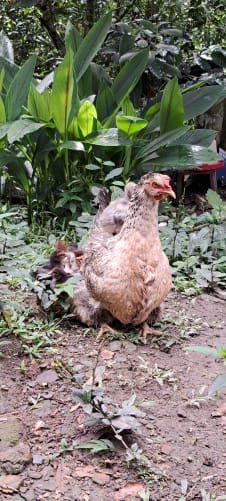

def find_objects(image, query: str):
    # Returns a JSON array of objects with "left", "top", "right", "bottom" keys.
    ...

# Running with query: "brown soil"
[{"left": 1, "top": 291, "right": 226, "bottom": 501}]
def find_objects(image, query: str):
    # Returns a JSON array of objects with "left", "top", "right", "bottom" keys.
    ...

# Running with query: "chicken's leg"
[
  {"left": 139, "top": 322, "right": 162, "bottom": 343},
  {"left": 96, "top": 323, "right": 119, "bottom": 340}
]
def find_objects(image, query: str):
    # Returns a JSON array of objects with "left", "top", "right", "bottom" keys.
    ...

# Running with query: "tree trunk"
[
  {"left": 83, "top": 0, "right": 95, "bottom": 35},
  {"left": 37, "top": 1, "right": 65, "bottom": 56}
]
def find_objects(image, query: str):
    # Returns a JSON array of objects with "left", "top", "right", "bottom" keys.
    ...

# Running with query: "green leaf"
[
  {"left": 206, "top": 189, "right": 223, "bottom": 209},
  {"left": 0, "top": 97, "right": 6, "bottom": 123},
  {"left": 209, "top": 373, "right": 226, "bottom": 395},
  {"left": 183, "top": 85, "right": 226, "bottom": 121},
  {"left": 75, "top": 439, "right": 114, "bottom": 454},
  {"left": 74, "top": 12, "right": 112, "bottom": 81},
  {"left": 65, "top": 20, "right": 82, "bottom": 54},
  {"left": 185, "top": 346, "right": 219, "bottom": 356},
  {"left": 51, "top": 49, "right": 76, "bottom": 136},
  {"left": 105, "top": 167, "right": 123, "bottom": 181},
  {"left": 28, "top": 84, "right": 52, "bottom": 122},
  {"left": 0, "top": 56, "right": 19, "bottom": 91},
  {"left": 160, "top": 77, "right": 184, "bottom": 134},
  {"left": 135, "top": 126, "right": 190, "bottom": 161},
  {"left": 7, "top": 119, "right": 45, "bottom": 143},
  {"left": 5, "top": 54, "right": 37, "bottom": 121},
  {"left": 96, "top": 82, "right": 117, "bottom": 124},
  {"left": 71, "top": 101, "right": 98, "bottom": 138},
  {"left": 60, "top": 140, "right": 85, "bottom": 151},
  {"left": 86, "top": 128, "right": 130, "bottom": 147},
  {"left": 141, "top": 144, "right": 222, "bottom": 170},
  {"left": 116, "top": 116, "right": 147, "bottom": 137},
  {"left": 171, "top": 129, "right": 217, "bottom": 147},
  {"left": 111, "top": 49, "right": 149, "bottom": 107}
]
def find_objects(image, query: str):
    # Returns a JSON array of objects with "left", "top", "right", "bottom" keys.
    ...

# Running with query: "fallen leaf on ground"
[
  {"left": 114, "top": 481, "right": 145, "bottom": 500},
  {"left": 100, "top": 349, "right": 115, "bottom": 360}
]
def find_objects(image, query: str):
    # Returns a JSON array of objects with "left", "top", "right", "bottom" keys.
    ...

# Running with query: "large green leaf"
[
  {"left": 171, "top": 128, "right": 217, "bottom": 147},
  {"left": 0, "top": 151, "right": 30, "bottom": 192},
  {"left": 74, "top": 12, "right": 112, "bottom": 81},
  {"left": 28, "top": 84, "right": 52, "bottom": 122},
  {"left": 140, "top": 144, "right": 222, "bottom": 170},
  {"left": 5, "top": 55, "right": 37, "bottom": 121},
  {"left": 96, "top": 82, "right": 117, "bottom": 123},
  {"left": 111, "top": 49, "right": 149, "bottom": 107},
  {"left": 51, "top": 49, "right": 76, "bottom": 136},
  {"left": 0, "top": 97, "right": 6, "bottom": 123},
  {"left": 7, "top": 119, "right": 45, "bottom": 143},
  {"left": 65, "top": 20, "right": 82, "bottom": 54},
  {"left": 0, "top": 57, "right": 19, "bottom": 92},
  {"left": 183, "top": 85, "right": 226, "bottom": 121},
  {"left": 116, "top": 115, "right": 147, "bottom": 137},
  {"left": 160, "top": 76, "right": 184, "bottom": 134},
  {"left": 135, "top": 126, "right": 190, "bottom": 161},
  {"left": 85, "top": 128, "right": 130, "bottom": 147},
  {"left": 69, "top": 101, "right": 99, "bottom": 138}
]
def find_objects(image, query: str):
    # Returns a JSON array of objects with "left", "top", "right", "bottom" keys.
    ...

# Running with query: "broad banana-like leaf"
[
  {"left": 5, "top": 54, "right": 37, "bottom": 121},
  {"left": 0, "top": 123, "right": 11, "bottom": 140},
  {"left": 28, "top": 84, "right": 52, "bottom": 122},
  {"left": 160, "top": 76, "right": 184, "bottom": 134},
  {"left": 111, "top": 49, "right": 149, "bottom": 107},
  {"left": 51, "top": 49, "right": 76, "bottom": 136},
  {"left": 96, "top": 82, "right": 117, "bottom": 123},
  {"left": 7, "top": 119, "right": 45, "bottom": 143},
  {"left": 0, "top": 57, "right": 19, "bottom": 91},
  {"left": 0, "top": 32, "right": 14, "bottom": 62},
  {"left": 85, "top": 128, "right": 130, "bottom": 146},
  {"left": 122, "top": 97, "right": 136, "bottom": 117},
  {"left": 60, "top": 140, "right": 85, "bottom": 151},
  {"left": 0, "top": 97, "right": 6, "bottom": 123},
  {"left": 171, "top": 128, "right": 217, "bottom": 147},
  {"left": 74, "top": 12, "right": 112, "bottom": 81},
  {"left": 140, "top": 144, "right": 222, "bottom": 170},
  {"left": 65, "top": 20, "right": 82, "bottom": 54},
  {"left": 135, "top": 126, "right": 190, "bottom": 161},
  {"left": 70, "top": 101, "right": 98, "bottom": 138},
  {"left": 183, "top": 85, "right": 226, "bottom": 121},
  {"left": 116, "top": 116, "right": 147, "bottom": 137},
  {"left": 0, "top": 151, "right": 31, "bottom": 192}
]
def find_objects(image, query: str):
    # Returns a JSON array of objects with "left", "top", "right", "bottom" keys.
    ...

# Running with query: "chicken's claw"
[
  {"left": 139, "top": 322, "right": 162, "bottom": 344},
  {"left": 97, "top": 323, "right": 119, "bottom": 340}
]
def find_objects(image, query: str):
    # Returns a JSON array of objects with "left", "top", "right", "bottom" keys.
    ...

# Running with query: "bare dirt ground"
[{"left": 0, "top": 290, "right": 226, "bottom": 501}]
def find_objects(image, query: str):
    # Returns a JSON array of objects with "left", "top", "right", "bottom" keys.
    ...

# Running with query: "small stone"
[
  {"left": 0, "top": 442, "right": 31, "bottom": 474},
  {"left": 0, "top": 419, "right": 23, "bottom": 452},
  {"left": 92, "top": 472, "right": 110, "bottom": 485},
  {"left": 35, "top": 369, "right": 59, "bottom": 384},
  {"left": 28, "top": 470, "right": 43, "bottom": 479}
]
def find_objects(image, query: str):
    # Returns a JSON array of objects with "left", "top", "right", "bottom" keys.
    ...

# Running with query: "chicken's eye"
[{"left": 152, "top": 182, "right": 160, "bottom": 189}]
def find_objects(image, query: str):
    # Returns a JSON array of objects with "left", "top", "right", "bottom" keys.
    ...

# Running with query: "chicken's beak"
[
  {"left": 161, "top": 188, "right": 176, "bottom": 199},
  {"left": 167, "top": 188, "right": 176, "bottom": 199}
]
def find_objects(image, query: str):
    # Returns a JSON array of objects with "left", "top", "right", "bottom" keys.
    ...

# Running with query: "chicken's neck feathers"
[{"left": 119, "top": 189, "right": 159, "bottom": 237}]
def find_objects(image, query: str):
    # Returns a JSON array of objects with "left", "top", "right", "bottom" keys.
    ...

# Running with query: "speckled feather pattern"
[{"left": 83, "top": 176, "right": 172, "bottom": 326}]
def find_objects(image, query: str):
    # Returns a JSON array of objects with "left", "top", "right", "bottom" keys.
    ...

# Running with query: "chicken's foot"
[
  {"left": 139, "top": 322, "right": 162, "bottom": 344},
  {"left": 96, "top": 323, "right": 119, "bottom": 340}
]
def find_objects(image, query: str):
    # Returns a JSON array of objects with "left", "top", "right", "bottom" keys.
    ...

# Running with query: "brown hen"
[{"left": 83, "top": 173, "right": 176, "bottom": 340}]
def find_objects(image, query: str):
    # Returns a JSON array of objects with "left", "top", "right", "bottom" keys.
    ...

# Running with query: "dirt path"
[{"left": 0, "top": 291, "right": 226, "bottom": 501}]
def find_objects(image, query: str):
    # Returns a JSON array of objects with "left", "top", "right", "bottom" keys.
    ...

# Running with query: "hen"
[{"left": 83, "top": 173, "right": 176, "bottom": 340}]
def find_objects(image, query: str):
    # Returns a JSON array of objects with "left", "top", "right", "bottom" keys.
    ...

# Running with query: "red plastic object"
[{"left": 192, "top": 159, "right": 224, "bottom": 171}]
